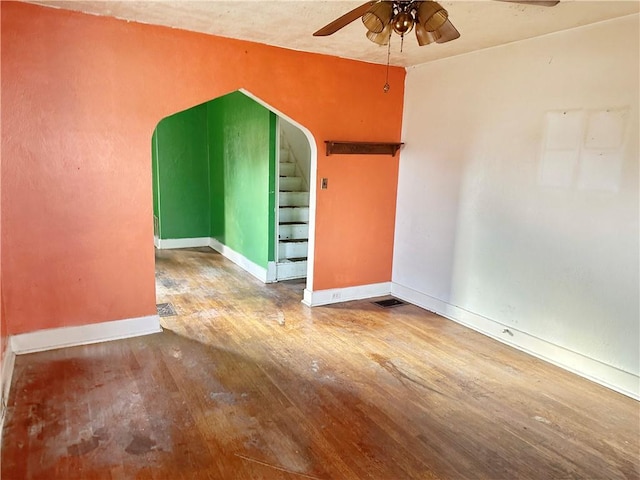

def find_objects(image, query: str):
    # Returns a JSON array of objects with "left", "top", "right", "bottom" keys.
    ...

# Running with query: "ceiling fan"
[{"left": 313, "top": 0, "right": 560, "bottom": 47}]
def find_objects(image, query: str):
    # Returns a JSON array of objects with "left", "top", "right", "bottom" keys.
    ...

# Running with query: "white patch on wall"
[
  {"left": 577, "top": 108, "right": 627, "bottom": 192},
  {"left": 539, "top": 108, "right": 628, "bottom": 192},
  {"left": 546, "top": 110, "right": 584, "bottom": 150},
  {"left": 584, "top": 108, "right": 627, "bottom": 149},
  {"left": 539, "top": 110, "right": 583, "bottom": 188}
]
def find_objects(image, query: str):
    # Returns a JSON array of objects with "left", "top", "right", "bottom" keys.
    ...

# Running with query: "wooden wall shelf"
[{"left": 325, "top": 141, "right": 403, "bottom": 157}]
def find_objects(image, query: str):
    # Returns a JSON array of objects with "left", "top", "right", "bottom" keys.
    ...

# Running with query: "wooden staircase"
[{"left": 276, "top": 136, "right": 308, "bottom": 280}]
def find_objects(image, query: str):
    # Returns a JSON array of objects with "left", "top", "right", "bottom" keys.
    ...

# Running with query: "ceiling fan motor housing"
[{"left": 392, "top": 10, "right": 415, "bottom": 35}]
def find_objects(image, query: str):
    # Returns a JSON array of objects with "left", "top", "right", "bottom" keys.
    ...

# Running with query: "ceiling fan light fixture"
[
  {"left": 415, "top": 22, "right": 441, "bottom": 46},
  {"left": 366, "top": 21, "right": 393, "bottom": 45},
  {"left": 362, "top": 1, "right": 393, "bottom": 34},
  {"left": 434, "top": 19, "right": 460, "bottom": 43},
  {"left": 417, "top": 1, "right": 448, "bottom": 32},
  {"left": 392, "top": 11, "right": 414, "bottom": 35}
]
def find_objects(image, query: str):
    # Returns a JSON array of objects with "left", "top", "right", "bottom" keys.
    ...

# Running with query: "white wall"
[
  {"left": 394, "top": 15, "right": 639, "bottom": 398},
  {"left": 281, "top": 117, "right": 311, "bottom": 190}
]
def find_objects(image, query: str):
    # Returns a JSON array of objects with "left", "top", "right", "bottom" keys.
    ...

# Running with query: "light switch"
[{"left": 321, "top": 178, "right": 328, "bottom": 190}]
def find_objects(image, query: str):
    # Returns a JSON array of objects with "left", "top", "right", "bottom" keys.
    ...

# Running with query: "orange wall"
[
  {"left": 0, "top": 0, "right": 6, "bottom": 360},
  {"left": 1, "top": 2, "right": 404, "bottom": 335}
]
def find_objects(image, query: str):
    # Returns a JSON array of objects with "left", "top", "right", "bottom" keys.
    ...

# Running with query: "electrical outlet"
[
  {"left": 331, "top": 292, "right": 341, "bottom": 300},
  {"left": 321, "top": 178, "right": 328, "bottom": 190}
]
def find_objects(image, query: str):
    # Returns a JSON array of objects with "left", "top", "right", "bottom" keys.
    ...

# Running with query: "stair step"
[
  {"left": 279, "top": 176, "right": 303, "bottom": 192},
  {"left": 276, "top": 260, "right": 307, "bottom": 280},
  {"left": 279, "top": 207, "right": 309, "bottom": 223},
  {"left": 279, "top": 192, "right": 309, "bottom": 207},
  {"left": 278, "top": 240, "right": 308, "bottom": 261},
  {"left": 279, "top": 163, "right": 295, "bottom": 176},
  {"left": 278, "top": 223, "right": 309, "bottom": 240},
  {"left": 279, "top": 149, "right": 291, "bottom": 163}
]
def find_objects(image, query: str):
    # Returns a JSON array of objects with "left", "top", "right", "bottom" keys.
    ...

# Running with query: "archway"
[{"left": 151, "top": 90, "right": 317, "bottom": 295}]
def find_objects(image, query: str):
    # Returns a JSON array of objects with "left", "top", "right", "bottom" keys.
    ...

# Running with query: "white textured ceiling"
[{"left": 28, "top": 1, "right": 640, "bottom": 67}]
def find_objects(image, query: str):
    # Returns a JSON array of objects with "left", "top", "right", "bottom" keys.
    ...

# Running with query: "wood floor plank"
[{"left": 2, "top": 246, "right": 638, "bottom": 479}]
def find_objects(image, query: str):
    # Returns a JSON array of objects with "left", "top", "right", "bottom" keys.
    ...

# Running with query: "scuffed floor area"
[{"left": 2, "top": 247, "right": 638, "bottom": 479}]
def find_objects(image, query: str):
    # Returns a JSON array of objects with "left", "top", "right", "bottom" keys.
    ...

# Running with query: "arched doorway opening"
[{"left": 151, "top": 90, "right": 317, "bottom": 295}]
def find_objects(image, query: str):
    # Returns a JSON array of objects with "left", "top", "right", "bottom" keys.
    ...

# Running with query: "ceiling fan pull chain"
[{"left": 383, "top": 34, "right": 391, "bottom": 93}]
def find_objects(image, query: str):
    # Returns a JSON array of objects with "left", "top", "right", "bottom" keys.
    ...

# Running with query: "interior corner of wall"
[{"left": 209, "top": 238, "right": 270, "bottom": 284}]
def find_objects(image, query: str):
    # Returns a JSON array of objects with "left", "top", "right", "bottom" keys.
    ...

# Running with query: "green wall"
[
  {"left": 208, "top": 92, "right": 276, "bottom": 267},
  {"left": 268, "top": 112, "right": 277, "bottom": 263},
  {"left": 152, "top": 103, "right": 210, "bottom": 239},
  {"left": 152, "top": 91, "right": 276, "bottom": 268}
]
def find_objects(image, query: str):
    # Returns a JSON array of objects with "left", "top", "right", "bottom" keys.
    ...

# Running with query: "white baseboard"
[
  {"left": 209, "top": 238, "right": 273, "bottom": 283},
  {"left": 391, "top": 282, "right": 640, "bottom": 400},
  {"left": 303, "top": 282, "right": 391, "bottom": 307},
  {"left": 156, "top": 237, "right": 210, "bottom": 249},
  {"left": 10, "top": 315, "right": 163, "bottom": 355},
  {"left": 1, "top": 339, "right": 16, "bottom": 436}
]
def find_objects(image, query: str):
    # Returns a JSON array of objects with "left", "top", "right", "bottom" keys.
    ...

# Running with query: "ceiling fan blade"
[
  {"left": 313, "top": 1, "right": 378, "bottom": 36},
  {"left": 435, "top": 19, "right": 460, "bottom": 44},
  {"left": 494, "top": 0, "right": 560, "bottom": 6}
]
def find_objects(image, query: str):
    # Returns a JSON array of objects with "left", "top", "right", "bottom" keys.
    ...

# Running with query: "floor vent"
[
  {"left": 157, "top": 303, "right": 177, "bottom": 317},
  {"left": 373, "top": 298, "right": 407, "bottom": 309}
]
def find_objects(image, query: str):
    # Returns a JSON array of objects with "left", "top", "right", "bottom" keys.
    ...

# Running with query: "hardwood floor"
[{"left": 2, "top": 247, "right": 638, "bottom": 479}]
